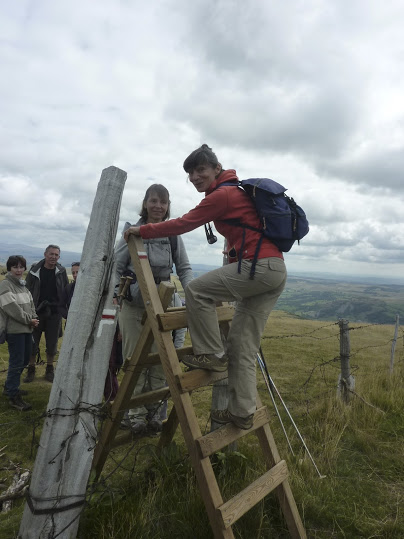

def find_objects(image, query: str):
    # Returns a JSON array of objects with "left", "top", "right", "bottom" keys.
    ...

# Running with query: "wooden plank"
[
  {"left": 254, "top": 395, "right": 307, "bottom": 539},
  {"left": 146, "top": 345, "right": 193, "bottom": 366},
  {"left": 176, "top": 369, "right": 228, "bottom": 393},
  {"left": 128, "top": 386, "right": 171, "bottom": 409},
  {"left": 110, "top": 431, "right": 133, "bottom": 449},
  {"left": 157, "top": 304, "right": 235, "bottom": 332},
  {"left": 218, "top": 461, "right": 289, "bottom": 529},
  {"left": 196, "top": 407, "right": 269, "bottom": 458}
]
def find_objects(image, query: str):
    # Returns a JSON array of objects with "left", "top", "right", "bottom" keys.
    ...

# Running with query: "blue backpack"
[{"left": 210, "top": 178, "right": 309, "bottom": 276}]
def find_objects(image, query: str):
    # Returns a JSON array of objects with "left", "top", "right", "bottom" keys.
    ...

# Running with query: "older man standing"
[{"left": 24, "top": 245, "right": 68, "bottom": 383}]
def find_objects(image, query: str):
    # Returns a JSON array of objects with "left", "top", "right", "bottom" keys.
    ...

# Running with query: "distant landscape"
[{"left": 1, "top": 242, "right": 403, "bottom": 325}]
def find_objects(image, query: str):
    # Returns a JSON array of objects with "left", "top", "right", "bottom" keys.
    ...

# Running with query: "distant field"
[{"left": 275, "top": 274, "right": 404, "bottom": 324}]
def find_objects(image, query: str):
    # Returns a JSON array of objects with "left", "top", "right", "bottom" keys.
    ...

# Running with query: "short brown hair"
[{"left": 7, "top": 255, "right": 27, "bottom": 271}]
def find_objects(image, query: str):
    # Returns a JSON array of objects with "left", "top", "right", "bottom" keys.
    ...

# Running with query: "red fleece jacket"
[{"left": 140, "top": 169, "right": 283, "bottom": 263}]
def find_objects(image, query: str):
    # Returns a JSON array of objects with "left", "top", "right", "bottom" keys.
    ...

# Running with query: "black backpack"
[{"left": 208, "top": 178, "right": 309, "bottom": 277}]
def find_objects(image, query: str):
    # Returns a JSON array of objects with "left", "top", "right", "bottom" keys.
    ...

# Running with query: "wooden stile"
[{"left": 92, "top": 236, "right": 306, "bottom": 539}]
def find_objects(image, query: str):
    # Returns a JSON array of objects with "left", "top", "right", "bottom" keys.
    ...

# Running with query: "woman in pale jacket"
[
  {"left": 0, "top": 255, "right": 39, "bottom": 411},
  {"left": 115, "top": 184, "right": 193, "bottom": 434}
]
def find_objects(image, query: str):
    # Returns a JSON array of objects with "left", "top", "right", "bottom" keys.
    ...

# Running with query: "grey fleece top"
[
  {"left": 115, "top": 220, "right": 193, "bottom": 308},
  {"left": 0, "top": 274, "right": 37, "bottom": 334}
]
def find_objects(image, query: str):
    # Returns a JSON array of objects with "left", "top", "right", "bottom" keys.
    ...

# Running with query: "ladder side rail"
[
  {"left": 127, "top": 236, "right": 234, "bottom": 539},
  {"left": 254, "top": 395, "right": 307, "bottom": 539}
]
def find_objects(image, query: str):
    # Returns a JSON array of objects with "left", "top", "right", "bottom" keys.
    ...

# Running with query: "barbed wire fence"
[{"left": 1, "top": 315, "right": 403, "bottom": 536}]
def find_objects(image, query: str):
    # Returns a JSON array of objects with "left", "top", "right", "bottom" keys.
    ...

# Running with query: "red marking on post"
[{"left": 102, "top": 314, "right": 115, "bottom": 319}]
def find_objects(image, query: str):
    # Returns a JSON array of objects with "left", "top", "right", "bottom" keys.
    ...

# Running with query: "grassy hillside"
[
  {"left": 1, "top": 311, "right": 403, "bottom": 538},
  {"left": 276, "top": 275, "right": 404, "bottom": 324}
]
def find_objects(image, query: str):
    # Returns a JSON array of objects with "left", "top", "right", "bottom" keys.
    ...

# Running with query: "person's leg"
[
  {"left": 146, "top": 364, "right": 168, "bottom": 431},
  {"left": 43, "top": 314, "right": 62, "bottom": 382},
  {"left": 227, "top": 258, "right": 286, "bottom": 417},
  {"left": 5, "top": 334, "right": 25, "bottom": 397},
  {"left": 120, "top": 302, "right": 157, "bottom": 431},
  {"left": 24, "top": 317, "right": 44, "bottom": 382},
  {"left": 6, "top": 333, "right": 32, "bottom": 411}
]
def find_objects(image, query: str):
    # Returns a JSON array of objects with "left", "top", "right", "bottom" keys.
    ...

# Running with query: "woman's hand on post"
[{"left": 124, "top": 226, "right": 141, "bottom": 242}]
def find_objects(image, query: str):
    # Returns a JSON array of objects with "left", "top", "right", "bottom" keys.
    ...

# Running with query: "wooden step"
[
  {"left": 128, "top": 386, "right": 171, "bottom": 409},
  {"left": 157, "top": 304, "right": 235, "bottom": 332},
  {"left": 196, "top": 407, "right": 269, "bottom": 458},
  {"left": 176, "top": 369, "right": 228, "bottom": 393},
  {"left": 218, "top": 460, "right": 289, "bottom": 529}
]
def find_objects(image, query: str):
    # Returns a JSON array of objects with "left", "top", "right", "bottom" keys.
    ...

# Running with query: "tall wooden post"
[
  {"left": 337, "top": 319, "right": 355, "bottom": 403},
  {"left": 19, "top": 166, "right": 127, "bottom": 539},
  {"left": 390, "top": 314, "right": 400, "bottom": 374}
]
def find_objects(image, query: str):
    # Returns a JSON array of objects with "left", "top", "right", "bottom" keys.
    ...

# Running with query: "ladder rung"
[
  {"left": 176, "top": 369, "right": 228, "bottom": 393},
  {"left": 196, "top": 407, "right": 269, "bottom": 458},
  {"left": 157, "top": 304, "right": 235, "bottom": 332},
  {"left": 128, "top": 387, "right": 171, "bottom": 409},
  {"left": 218, "top": 460, "right": 289, "bottom": 529},
  {"left": 110, "top": 430, "right": 133, "bottom": 449}
]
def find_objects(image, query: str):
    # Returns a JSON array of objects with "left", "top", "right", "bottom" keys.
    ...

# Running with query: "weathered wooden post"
[
  {"left": 19, "top": 166, "right": 127, "bottom": 539},
  {"left": 390, "top": 314, "right": 400, "bottom": 374},
  {"left": 337, "top": 318, "right": 355, "bottom": 403}
]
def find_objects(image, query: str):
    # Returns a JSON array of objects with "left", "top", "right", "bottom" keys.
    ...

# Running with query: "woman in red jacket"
[{"left": 124, "top": 144, "right": 287, "bottom": 430}]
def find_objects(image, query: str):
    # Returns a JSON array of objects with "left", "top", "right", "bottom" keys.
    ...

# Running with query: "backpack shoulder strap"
[{"left": 169, "top": 236, "right": 178, "bottom": 259}]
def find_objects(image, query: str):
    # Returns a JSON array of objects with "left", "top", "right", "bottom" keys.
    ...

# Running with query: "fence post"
[
  {"left": 19, "top": 166, "right": 127, "bottom": 539},
  {"left": 390, "top": 314, "right": 400, "bottom": 374},
  {"left": 337, "top": 318, "right": 355, "bottom": 403}
]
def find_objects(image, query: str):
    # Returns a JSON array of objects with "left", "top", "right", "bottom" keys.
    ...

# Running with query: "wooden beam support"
[
  {"left": 157, "top": 305, "right": 235, "bottom": 332},
  {"left": 196, "top": 407, "right": 269, "bottom": 458},
  {"left": 218, "top": 461, "right": 289, "bottom": 529}
]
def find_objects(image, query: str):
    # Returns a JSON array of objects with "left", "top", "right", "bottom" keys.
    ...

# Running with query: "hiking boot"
[
  {"left": 182, "top": 354, "right": 228, "bottom": 373},
  {"left": 3, "top": 388, "right": 28, "bottom": 397},
  {"left": 23, "top": 365, "right": 35, "bottom": 383},
  {"left": 44, "top": 364, "right": 54, "bottom": 383},
  {"left": 130, "top": 420, "right": 147, "bottom": 435},
  {"left": 148, "top": 418, "right": 163, "bottom": 433},
  {"left": 211, "top": 409, "right": 254, "bottom": 430},
  {"left": 9, "top": 394, "right": 32, "bottom": 412}
]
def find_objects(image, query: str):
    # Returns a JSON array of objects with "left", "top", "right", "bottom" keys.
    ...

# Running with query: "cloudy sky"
[{"left": 1, "top": 1, "right": 403, "bottom": 281}]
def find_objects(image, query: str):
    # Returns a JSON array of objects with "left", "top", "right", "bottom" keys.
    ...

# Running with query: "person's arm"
[
  {"left": 114, "top": 223, "right": 132, "bottom": 290},
  {"left": 0, "top": 289, "right": 33, "bottom": 326},
  {"left": 174, "top": 236, "right": 193, "bottom": 290},
  {"left": 125, "top": 189, "right": 230, "bottom": 240}
]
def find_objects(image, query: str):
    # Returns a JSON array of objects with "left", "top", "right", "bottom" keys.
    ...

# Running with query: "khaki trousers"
[
  {"left": 185, "top": 257, "right": 287, "bottom": 418},
  {"left": 119, "top": 302, "right": 166, "bottom": 421}
]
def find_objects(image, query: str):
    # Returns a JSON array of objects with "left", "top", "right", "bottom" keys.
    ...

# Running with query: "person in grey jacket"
[
  {"left": 115, "top": 184, "right": 193, "bottom": 434},
  {"left": 0, "top": 255, "right": 38, "bottom": 411},
  {"left": 24, "top": 245, "right": 68, "bottom": 383}
]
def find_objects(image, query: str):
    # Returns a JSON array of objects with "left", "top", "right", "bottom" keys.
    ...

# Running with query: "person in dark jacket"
[
  {"left": 0, "top": 255, "right": 38, "bottom": 410},
  {"left": 125, "top": 144, "right": 287, "bottom": 431},
  {"left": 64, "top": 262, "right": 80, "bottom": 312},
  {"left": 24, "top": 245, "right": 68, "bottom": 383}
]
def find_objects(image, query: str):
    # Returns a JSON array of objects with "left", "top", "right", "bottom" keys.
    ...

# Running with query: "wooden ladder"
[{"left": 92, "top": 236, "right": 306, "bottom": 539}]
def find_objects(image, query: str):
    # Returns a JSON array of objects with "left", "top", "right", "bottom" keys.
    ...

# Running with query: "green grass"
[{"left": 1, "top": 311, "right": 404, "bottom": 538}]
